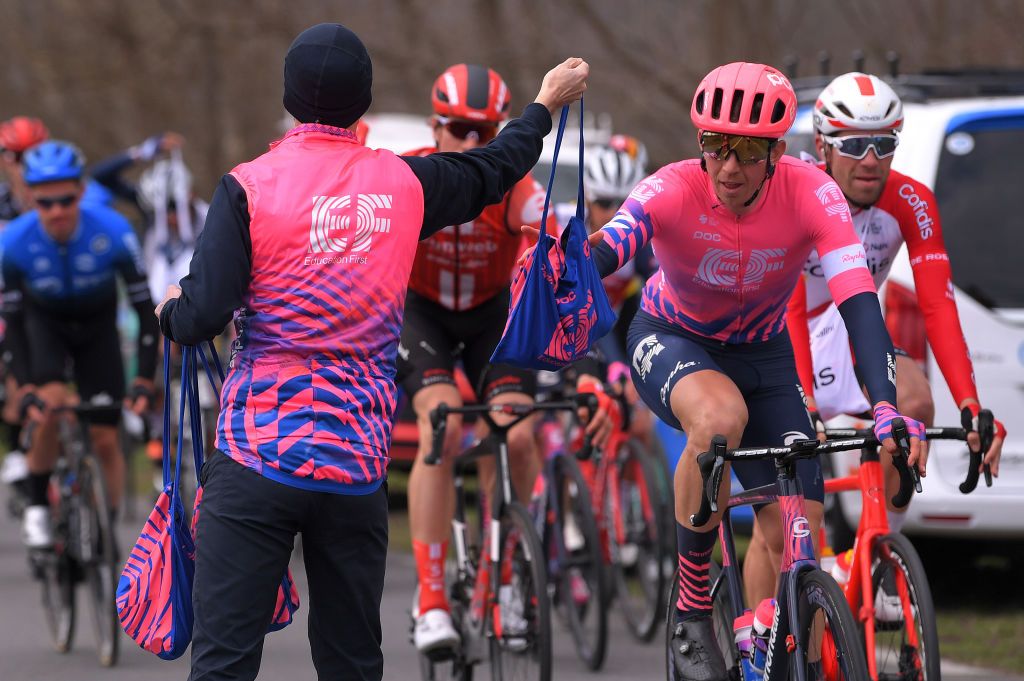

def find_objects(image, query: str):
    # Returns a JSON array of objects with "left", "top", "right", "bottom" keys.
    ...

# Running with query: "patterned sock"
[
  {"left": 675, "top": 521, "right": 716, "bottom": 623},
  {"left": 413, "top": 540, "right": 449, "bottom": 614}
]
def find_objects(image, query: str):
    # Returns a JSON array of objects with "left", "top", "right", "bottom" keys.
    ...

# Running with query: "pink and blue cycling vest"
[{"left": 217, "top": 125, "right": 425, "bottom": 494}]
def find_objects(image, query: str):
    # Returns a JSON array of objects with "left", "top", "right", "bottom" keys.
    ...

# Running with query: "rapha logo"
[
  {"left": 627, "top": 176, "right": 664, "bottom": 205},
  {"left": 308, "top": 194, "right": 393, "bottom": 256},
  {"left": 814, "top": 182, "right": 850, "bottom": 223},
  {"left": 631, "top": 333, "right": 665, "bottom": 381},
  {"left": 695, "top": 248, "right": 786, "bottom": 288}
]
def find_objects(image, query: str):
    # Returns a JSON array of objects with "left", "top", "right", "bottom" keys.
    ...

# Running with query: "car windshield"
[{"left": 934, "top": 123, "right": 1024, "bottom": 309}]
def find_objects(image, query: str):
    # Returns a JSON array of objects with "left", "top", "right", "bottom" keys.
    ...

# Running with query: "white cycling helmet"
[
  {"left": 584, "top": 143, "right": 647, "bottom": 202},
  {"left": 813, "top": 72, "right": 904, "bottom": 135}
]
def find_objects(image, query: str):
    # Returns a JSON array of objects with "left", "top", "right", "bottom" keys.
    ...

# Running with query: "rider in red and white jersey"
[
  {"left": 574, "top": 62, "right": 925, "bottom": 681},
  {"left": 786, "top": 72, "right": 1005, "bottom": 513}
]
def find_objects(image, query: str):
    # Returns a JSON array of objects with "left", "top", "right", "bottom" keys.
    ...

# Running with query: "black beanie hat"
[{"left": 283, "top": 23, "right": 373, "bottom": 128}]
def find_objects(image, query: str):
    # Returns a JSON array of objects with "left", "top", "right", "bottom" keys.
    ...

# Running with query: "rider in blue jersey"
[{"left": 1, "top": 141, "right": 159, "bottom": 549}]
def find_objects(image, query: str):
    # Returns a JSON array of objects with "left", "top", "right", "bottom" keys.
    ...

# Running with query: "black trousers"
[{"left": 189, "top": 451, "right": 389, "bottom": 681}]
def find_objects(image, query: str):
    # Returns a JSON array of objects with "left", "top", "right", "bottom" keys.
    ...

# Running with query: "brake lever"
[
  {"left": 689, "top": 435, "right": 727, "bottom": 527},
  {"left": 959, "top": 407, "right": 982, "bottom": 494},
  {"left": 978, "top": 409, "right": 994, "bottom": 488},
  {"left": 425, "top": 403, "right": 449, "bottom": 466},
  {"left": 889, "top": 418, "right": 919, "bottom": 508}
]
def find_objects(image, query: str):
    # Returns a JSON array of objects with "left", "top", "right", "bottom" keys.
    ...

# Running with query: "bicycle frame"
[{"left": 823, "top": 425, "right": 969, "bottom": 681}]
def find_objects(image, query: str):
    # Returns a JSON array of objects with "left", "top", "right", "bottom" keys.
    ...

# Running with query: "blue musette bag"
[{"left": 491, "top": 100, "right": 616, "bottom": 370}]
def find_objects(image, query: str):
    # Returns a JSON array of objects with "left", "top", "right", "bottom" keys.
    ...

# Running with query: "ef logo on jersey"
[
  {"left": 695, "top": 248, "right": 786, "bottom": 289},
  {"left": 307, "top": 194, "right": 393, "bottom": 261}
]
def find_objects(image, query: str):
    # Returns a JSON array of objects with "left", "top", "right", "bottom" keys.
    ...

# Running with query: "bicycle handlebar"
[
  {"left": 959, "top": 408, "right": 995, "bottom": 494},
  {"left": 424, "top": 393, "right": 599, "bottom": 466}
]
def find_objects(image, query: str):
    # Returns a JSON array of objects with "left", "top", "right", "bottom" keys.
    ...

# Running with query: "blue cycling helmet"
[{"left": 22, "top": 140, "right": 85, "bottom": 185}]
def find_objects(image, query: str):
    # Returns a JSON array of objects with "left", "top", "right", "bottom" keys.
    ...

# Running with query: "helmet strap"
[{"left": 742, "top": 141, "right": 776, "bottom": 208}]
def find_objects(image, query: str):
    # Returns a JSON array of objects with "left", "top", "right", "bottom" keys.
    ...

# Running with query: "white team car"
[{"left": 785, "top": 71, "right": 1024, "bottom": 540}]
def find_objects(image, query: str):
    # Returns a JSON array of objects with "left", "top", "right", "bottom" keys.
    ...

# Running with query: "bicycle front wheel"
[
  {"left": 609, "top": 440, "right": 667, "bottom": 642},
  {"left": 490, "top": 502, "right": 551, "bottom": 681},
  {"left": 791, "top": 568, "right": 869, "bottom": 680},
  {"left": 551, "top": 453, "right": 608, "bottom": 670},
  {"left": 79, "top": 455, "right": 120, "bottom": 667},
  {"left": 38, "top": 544, "right": 76, "bottom": 653},
  {"left": 870, "top": 533, "right": 940, "bottom": 681}
]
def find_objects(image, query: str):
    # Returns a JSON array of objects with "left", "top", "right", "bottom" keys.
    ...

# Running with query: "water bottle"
[
  {"left": 732, "top": 610, "right": 754, "bottom": 658},
  {"left": 750, "top": 597, "right": 776, "bottom": 675}
]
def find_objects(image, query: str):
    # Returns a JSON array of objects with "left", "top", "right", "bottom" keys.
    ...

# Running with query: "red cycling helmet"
[
  {"left": 432, "top": 64, "right": 511, "bottom": 124},
  {"left": 690, "top": 62, "right": 797, "bottom": 139},
  {"left": 0, "top": 116, "right": 50, "bottom": 153}
]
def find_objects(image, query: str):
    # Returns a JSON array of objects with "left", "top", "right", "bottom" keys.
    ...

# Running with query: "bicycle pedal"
[{"left": 424, "top": 644, "right": 458, "bottom": 663}]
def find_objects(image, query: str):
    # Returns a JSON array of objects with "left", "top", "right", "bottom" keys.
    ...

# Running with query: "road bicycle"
[
  {"left": 416, "top": 394, "right": 594, "bottom": 681},
  {"left": 665, "top": 422, "right": 920, "bottom": 680},
  {"left": 821, "top": 409, "right": 995, "bottom": 681},
  {"left": 532, "top": 397, "right": 608, "bottom": 670},
  {"left": 27, "top": 403, "right": 123, "bottom": 667},
  {"left": 582, "top": 382, "right": 670, "bottom": 643}
]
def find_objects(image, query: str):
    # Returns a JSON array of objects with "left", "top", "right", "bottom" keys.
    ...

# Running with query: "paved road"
[{"left": 0, "top": 484, "right": 1017, "bottom": 681}]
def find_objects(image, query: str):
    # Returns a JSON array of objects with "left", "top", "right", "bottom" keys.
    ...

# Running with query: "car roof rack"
[{"left": 786, "top": 51, "right": 1024, "bottom": 105}]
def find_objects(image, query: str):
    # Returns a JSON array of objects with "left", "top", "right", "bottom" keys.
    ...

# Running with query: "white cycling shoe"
[
  {"left": 498, "top": 584, "right": 529, "bottom": 653},
  {"left": 414, "top": 608, "right": 460, "bottom": 654},
  {"left": 22, "top": 505, "right": 52, "bottom": 549},
  {"left": 874, "top": 582, "right": 904, "bottom": 623}
]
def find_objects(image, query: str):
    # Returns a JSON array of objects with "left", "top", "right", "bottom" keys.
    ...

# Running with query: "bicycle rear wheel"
[
  {"left": 870, "top": 533, "right": 940, "bottom": 681},
  {"left": 609, "top": 440, "right": 667, "bottom": 642},
  {"left": 79, "top": 455, "right": 120, "bottom": 667},
  {"left": 791, "top": 568, "right": 869, "bottom": 680},
  {"left": 550, "top": 453, "right": 608, "bottom": 670},
  {"left": 490, "top": 502, "right": 551, "bottom": 681}
]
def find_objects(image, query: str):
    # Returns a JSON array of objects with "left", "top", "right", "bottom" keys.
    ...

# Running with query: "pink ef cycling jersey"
[
  {"left": 598, "top": 155, "right": 876, "bottom": 344},
  {"left": 789, "top": 167, "right": 977, "bottom": 407},
  {"left": 218, "top": 125, "right": 425, "bottom": 494}
]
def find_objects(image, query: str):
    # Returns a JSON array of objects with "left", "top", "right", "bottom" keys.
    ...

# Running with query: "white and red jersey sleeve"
[
  {"left": 879, "top": 171, "right": 977, "bottom": 406},
  {"left": 798, "top": 176, "right": 877, "bottom": 306},
  {"left": 786, "top": 274, "right": 816, "bottom": 400}
]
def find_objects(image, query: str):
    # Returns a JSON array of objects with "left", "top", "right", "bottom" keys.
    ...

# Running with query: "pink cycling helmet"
[{"left": 691, "top": 62, "right": 797, "bottom": 139}]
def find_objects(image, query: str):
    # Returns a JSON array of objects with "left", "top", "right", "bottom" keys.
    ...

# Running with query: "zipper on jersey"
[
  {"left": 734, "top": 212, "right": 743, "bottom": 340},
  {"left": 59, "top": 245, "right": 71, "bottom": 297}
]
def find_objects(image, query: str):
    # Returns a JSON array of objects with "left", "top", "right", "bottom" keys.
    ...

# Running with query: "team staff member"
[
  {"left": 156, "top": 22, "right": 588, "bottom": 681},
  {"left": 401, "top": 63, "right": 557, "bottom": 653}
]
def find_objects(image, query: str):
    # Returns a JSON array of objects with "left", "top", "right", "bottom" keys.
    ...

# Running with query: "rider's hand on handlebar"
[
  {"left": 17, "top": 386, "right": 45, "bottom": 424},
  {"left": 126, "top": 377, "right": 155, "bottom": 416},
  {"left": 576, "top": 375, "right": 614, "bottom": 449},
  {"left": 873, "top": 401, "right": 927, "bottom": 476},
  {"left": 962, "top": 401, "right": 1006, "bottom": 478},
  {"left": 803, "top": 394, "right": 826, "bottom": 443}
]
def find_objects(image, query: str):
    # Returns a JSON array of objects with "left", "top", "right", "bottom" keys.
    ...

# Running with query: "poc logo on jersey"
[
  {"left": 898, "top": 184, "right": 934, "bottom": 239},
  {"left": 696, "top": 248, "right": 786, "bottom": 288},
  {"left": 308, "top": 194, "right": 393, "bottom": 257},
  {"left": 627, "top": 176, "right": 664, "bottom": 205},
  {"left": 631, "top": 333, "right": 665, "bottom": 381},
  {"left": 814, "top": 182, "right": 850, "bottom": 223}
]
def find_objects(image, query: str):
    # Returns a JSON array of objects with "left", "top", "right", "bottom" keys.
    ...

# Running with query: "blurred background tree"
[{"left": 2, "top": 0, "right": 1022, "bottom": 195}]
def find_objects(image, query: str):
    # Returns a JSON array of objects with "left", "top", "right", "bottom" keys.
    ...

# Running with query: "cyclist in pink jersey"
[{"left": 566, "top": 62, "right": 926, "bottom": 681}]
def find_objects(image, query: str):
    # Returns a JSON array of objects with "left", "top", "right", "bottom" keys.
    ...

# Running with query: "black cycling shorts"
[
  {"left": 397, "top": 289, "right": 535, "bottom": 402},
  {"left": 24, "top": 306, "right": 125, "bottom": 425},
  {"left": 627, "top": 311, "right": 822, "bottom": 503}
]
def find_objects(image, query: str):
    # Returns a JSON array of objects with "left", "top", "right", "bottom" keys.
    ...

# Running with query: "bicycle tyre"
[
  {"left": 551, "top": 453, "right": 608, "bottom": 670},
  {"left": 489, "top": 501, "right": 551, "bottom": 681},
  {"left": 870, "top": 533, "right": 940, "bottom": 681},
  {"left": 791, "top": 568, "right": 870, "bottom": 681},
  {"left": 79, "top": 455, "right": 120, "bottom": 667},
  {"left": 38, "top": 474, "right": 76, "bottom": 654},
  {"left": 610, "top": 439, "right": 667, "bottom": 642}
]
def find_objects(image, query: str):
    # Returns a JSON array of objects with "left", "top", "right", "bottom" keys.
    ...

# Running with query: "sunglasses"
[
  {"left": 438, "top": 117, "right": 498, "bottom": 143},
  {"left": 35, "top": 194, "right": 78, "bottom": 210},
  {"left": 699, "top": 132, "right": 773, "bottom": 165},
  {"left": 822, "top": 134, "right": 899, "bottom": 160},
  {"left": 590, "top": 198, "right": 621, "bottom": 210}
]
